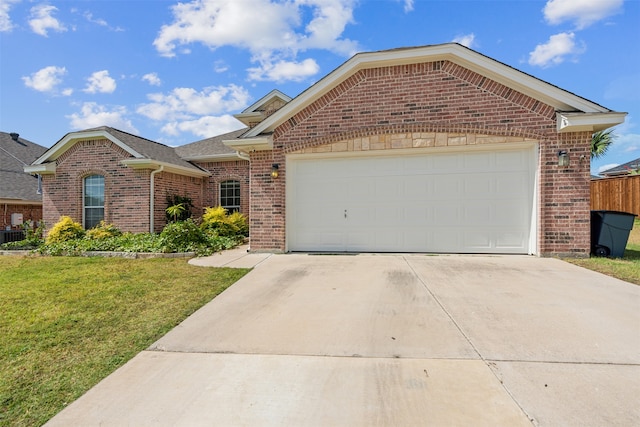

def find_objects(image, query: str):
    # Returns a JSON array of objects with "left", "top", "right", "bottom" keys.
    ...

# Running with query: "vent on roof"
[{"left": 10, "top": 132, "right": 19, "bottom": 141}]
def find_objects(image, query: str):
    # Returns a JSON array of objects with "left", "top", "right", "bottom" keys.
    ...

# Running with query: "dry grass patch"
[{"left": 566, "top": 219, "right": 640, "bottom": 285}]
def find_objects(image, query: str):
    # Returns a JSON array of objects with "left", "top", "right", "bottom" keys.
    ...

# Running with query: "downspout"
[
  {"left": 149, "top": 165, "right": 164, "bottom": 233},
  {"left": 236, "top": 151, "right": 250, "bottom": 161}
]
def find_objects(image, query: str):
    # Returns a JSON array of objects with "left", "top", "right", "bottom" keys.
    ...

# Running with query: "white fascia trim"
[
  {"left": 24, "top": 163, "right": 56, "bottom": 174},
  {"left": 181, "top": 153, "right": 245, "bottom": 162},
  {"left": 120, "top": 159, "right": 211, "bottom": 178},
  {"left": 223, "top": 137, "right": 272, "bottom": 153},
  {"left": 241, "top": 89, "right": 292, "bottom": 114},
  {"left": 32, "top": 130, "right": 143, "bottom": 165},
  {"left": 556, "top": 112, "right": 627, "bottom": 133},
  {"left": 246, "top": 44, "right": 612, "bottom": 138}
]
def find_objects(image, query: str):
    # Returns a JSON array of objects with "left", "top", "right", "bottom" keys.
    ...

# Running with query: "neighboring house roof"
[
  {"left": 600, "top": 157, "right": 640, "bottom": 177},
  {"left": 0, "top": 131, "right": 47, "bottom": 204},
  {"left": 26, "top": 126, "right": 210, "bottom": 178},
  {"left": 175, "top": 128, "right": 248, "bottom": 161},
  {"left": 228, "top": 43, "right": 625, "bottom": 152}
]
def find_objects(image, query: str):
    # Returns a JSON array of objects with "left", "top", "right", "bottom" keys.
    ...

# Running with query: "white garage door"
[{"left": 287, "top": 145, "right": 537, "bottom": 254}]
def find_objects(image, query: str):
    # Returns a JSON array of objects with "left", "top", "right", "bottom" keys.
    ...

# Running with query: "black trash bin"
[{"left": 591, "top": 210, "right": 637, "bottom": 258}]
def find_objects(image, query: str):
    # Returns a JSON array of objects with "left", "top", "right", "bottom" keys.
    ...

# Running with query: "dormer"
[{"left": 234, "top": 89, "right": 292, "bottom": 128}]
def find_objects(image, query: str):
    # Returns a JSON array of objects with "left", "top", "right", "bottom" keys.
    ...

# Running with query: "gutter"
[
  {"left": 236, "top": 151, "right": 250, "bottom": 161},
  {"left": 149, "top": 165, "right": 164, "bottom": 233}
]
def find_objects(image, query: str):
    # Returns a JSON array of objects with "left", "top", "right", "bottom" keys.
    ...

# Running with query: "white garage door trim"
[{"left": 286, "top": 143, "right": 538, "bottom": 254}]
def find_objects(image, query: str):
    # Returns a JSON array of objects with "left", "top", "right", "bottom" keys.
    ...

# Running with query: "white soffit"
[
  {"left": 223, "top": 137, "right": 273, "bottom": 153},
  {"left": 120, "top": 159, "right": 211, "bottom": 178},
  {"left": 246, "top": 43, "right": 616, "bottom": 138},
  {"left": 24, "top": 162, "right": 56, "bottom": 175},
  {"left": 557, "top": 112, "right": 627, "bottom": 133}
]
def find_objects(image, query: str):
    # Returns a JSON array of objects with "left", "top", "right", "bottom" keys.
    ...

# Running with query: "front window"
[
  {"left": 220, "top": 180, "right": 240, "bottom": 213},
  {"left": 84, "top": 175, "right": 104, "bottom": 229}
]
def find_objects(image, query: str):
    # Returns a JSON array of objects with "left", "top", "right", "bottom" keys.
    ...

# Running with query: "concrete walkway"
[{"left": 46, "top": 253, "right": 640, "bottom": 426}]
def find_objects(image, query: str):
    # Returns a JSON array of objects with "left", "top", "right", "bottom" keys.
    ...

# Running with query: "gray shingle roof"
[
  {"left": 601, "top": 157, "right": 640, "bottom": 176},
  {"left": 0, "top": 132, "right": 47, "bottom": 202},
  {"left": 175, "top": 128, "right": 248, "bottom": 160},
  {"left": 90, "top": 127, "right": 207, "bottom": 173}
]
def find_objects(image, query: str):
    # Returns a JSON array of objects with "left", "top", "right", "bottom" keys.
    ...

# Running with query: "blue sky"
[{"left": 1, "top": 0, "right": 638, "bottom": 175}]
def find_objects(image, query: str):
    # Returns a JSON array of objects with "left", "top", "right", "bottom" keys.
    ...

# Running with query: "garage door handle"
[{"left": 344, "top": 209, "right": 347, "bottom": 218}]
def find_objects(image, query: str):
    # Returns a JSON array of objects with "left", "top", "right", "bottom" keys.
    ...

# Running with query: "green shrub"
[
  {"left": 165, "top": 194, "right": 193, "bottom": 222},
  {"left": 159, "top": 219, "right": 208, "bottom": 253},
  {"left": 86, "top": 221, "right": 121, "bottom": 240},
  {"left": 46, "top": 216, "right": 85, "bottom": 244},
  {"left": 228, "top": 212, "right": 249, "bottom": 237},
  {"left": 201, "top": 206, "right": 248, "bottom": 237}
]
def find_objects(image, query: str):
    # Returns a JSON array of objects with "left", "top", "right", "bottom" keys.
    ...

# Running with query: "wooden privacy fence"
[{"left": 591, "top": 175, "right": 640, "bottom": 216}]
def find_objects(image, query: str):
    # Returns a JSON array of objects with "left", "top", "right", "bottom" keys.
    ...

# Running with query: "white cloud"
[
  {"left": 29, "top": 4, "right": 67, "bottom": 36},
  {"left": 598, "top": 163, "right": 619, "bottom": 173},
  {"left": 137, "top": 84, "right": 250, "bottom": 122},
  {"left": 402, "top": 0, "right": 414, "bottom": 13},
  {"left": 248, "top": 58, "right": 320, "bottom": 82},
  {"left": 161, "top": 115, "right": 245, "bottom": 138},
  {"left": 83, "top": 11, "right": 124, "bottom": 32},
  {"left": 0, "top": 0, "right": 20, "bottom": 32},
  {"left": 138, "top": 84, "right": 250, "bottom": 138},
  {"left": 543, "top": 0, "right": 623, "bottom": 30},
  {"left": 153, "top": 0, "right": 358, "bottom": 82},
  {"left": 213, "top": 60, "right": 229, "bottom": 73},
  {"left": 67, "top": 102, "right": 138, "bottom": 133},
  {"left": 452, "top": 33, "right": 476, "bottom": 48},
  {"left": 528, "top": 32, "right": 584, "bottom": 68},
  {"left": 142, "top": 72, "right": 162, "bottom": 86},
  {"left": 22, "top": 65, "right": 68, "bottom": 93},
  {"left": 617, "top": 132, "right": 640, "bottom": 154},
  {"left": 84, "top": 70, "right": 117, "bottom": 94}
]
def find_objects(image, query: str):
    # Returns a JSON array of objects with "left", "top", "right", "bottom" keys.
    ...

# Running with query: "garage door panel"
[{"left": 288, "top": 146, "right": 535, "bottom": 253}]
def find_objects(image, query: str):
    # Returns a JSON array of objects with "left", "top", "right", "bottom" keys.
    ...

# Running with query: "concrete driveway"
[{"left": 46, "top": 252, "right": 640, "bottom": 426}]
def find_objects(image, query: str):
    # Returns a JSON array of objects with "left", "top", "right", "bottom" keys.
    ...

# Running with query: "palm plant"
[
  {"left": 166, "top": 203, "right": 185, "bottom": 223},
  {"left": 591, "top": 129, "right": 616, "bottom": 159}
]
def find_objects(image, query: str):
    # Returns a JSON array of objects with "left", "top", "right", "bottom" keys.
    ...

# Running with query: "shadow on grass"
[{"left": 622, "top": 248, "right": 640, "bottom": 260}]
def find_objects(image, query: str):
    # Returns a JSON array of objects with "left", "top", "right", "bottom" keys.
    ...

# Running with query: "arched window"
[
  {"left": 219, "top": 180, "right": 240, "bottom": 213},
  {"left": 83, "top": 175, "right": 104, "bottom": 229}
]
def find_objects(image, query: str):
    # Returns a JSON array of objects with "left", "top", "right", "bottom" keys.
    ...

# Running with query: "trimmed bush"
[
  {"left": 86, "top": 221, "right": 122, "bottom": 240},
  {"left": 201, "top": 206, "right": 248, "bottom": 237},
  {"left": 46, "top": 216, "right": 85, "bottom": 244}
]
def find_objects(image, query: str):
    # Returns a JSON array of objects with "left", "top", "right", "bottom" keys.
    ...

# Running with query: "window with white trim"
[
  {"left": 83, "top": 175, "right": 104, "bottom": 229},
  {"left": 220, "top": 180, "right": 240, "bottom": 213}
]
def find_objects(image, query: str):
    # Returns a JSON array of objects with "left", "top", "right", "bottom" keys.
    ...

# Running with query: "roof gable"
[
  {"left": 26, "top": 127, "right": 209, "bottom": 178},
  {"left": 234, "top": 89, "right": 292, "bottom": 128},
  {"left": 244, "top": 43, "right": 625, "bottom": 139},
  {"left": 0, "top": 132, "right": 47, "bottom": 202}
]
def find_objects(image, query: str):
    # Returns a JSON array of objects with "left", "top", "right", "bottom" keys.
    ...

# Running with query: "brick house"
[
  {"left": 27, "top": 44, "right": 625, "bottom": 256},
  {"left": 1, "top": 131, "right": 47, "bottom": 233}
]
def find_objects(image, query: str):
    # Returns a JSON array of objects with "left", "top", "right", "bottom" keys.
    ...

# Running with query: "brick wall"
[
  {"left": 153, "top": 171, "right": 204, "bottom": 233},
  {"left": 193, "top": 160, "right": 250, "bottom": 216},
  {"left": 249, "top": 60, "right": 591, "bottom": 256},
  {"left": 41, "top": 138, "right": 210, "bottom": 234},
  {"left": 1, "top": 204, "right": 42, "bottom": 230}
]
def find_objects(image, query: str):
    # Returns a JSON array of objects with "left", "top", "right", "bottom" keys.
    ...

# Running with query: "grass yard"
[
  {"left": 0, "top": 256, "right": 249, "bottom": 426},
  {"left": 566, "top": 219, "right": 640, "bottom": 285}
]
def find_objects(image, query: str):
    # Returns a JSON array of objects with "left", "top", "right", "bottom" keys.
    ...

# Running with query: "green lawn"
[
  {"left": 0, "top": 256, "right": 249, "bottom": 426},
  {"left": 566, "top": 219, "right": 640, "bottom": 285}
]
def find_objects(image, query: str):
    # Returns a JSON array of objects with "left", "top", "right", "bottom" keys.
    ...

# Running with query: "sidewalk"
[{"left": 188, "top": 244, "right": 272, "bottom": 268}]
